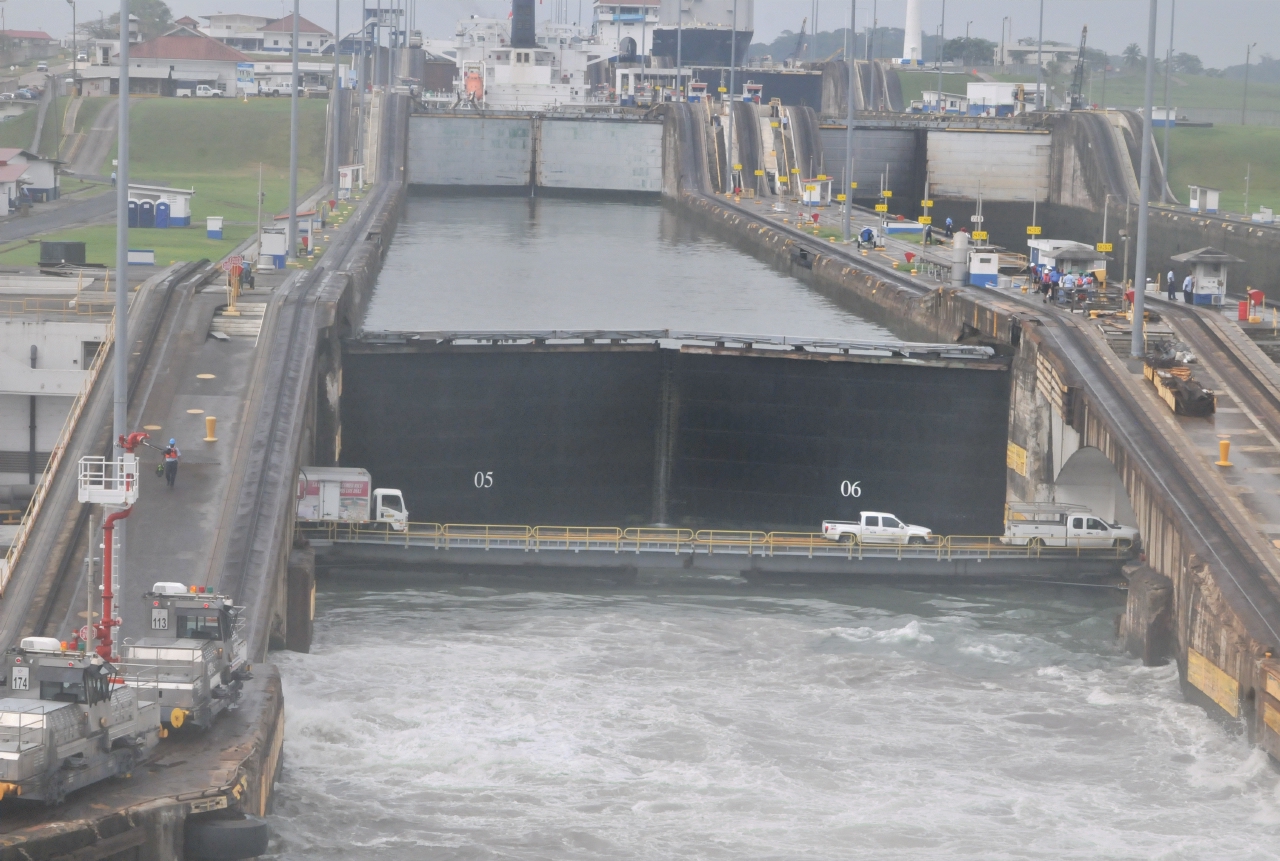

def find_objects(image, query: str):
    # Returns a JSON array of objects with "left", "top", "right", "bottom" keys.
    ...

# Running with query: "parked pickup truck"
[
  {"left": 1001, "top": 503, "right": 1139, "bottom": 548},
  {"left": 822, "top": 512, "right": 933, "bottom": 545}
]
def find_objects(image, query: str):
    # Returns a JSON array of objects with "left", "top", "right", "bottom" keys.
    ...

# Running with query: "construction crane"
[
  {"left": 1069, "top": 26, "right": 1089, "bottom": 110},
  {"left": 786, "top": 18, "right": 808, "bottom": 66}
]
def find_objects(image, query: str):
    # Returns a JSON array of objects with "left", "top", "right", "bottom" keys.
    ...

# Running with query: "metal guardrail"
[
  {"left": 294, "top": 521, "right": 1135, "bottom": 561},
  {"left": 0, "top": 297, "right": 116, "bottom": 319},
  {"left": 0, "top": 311, "right": 114, "bottom": 594},
  {"left": 355, "top": 329, "right": 998, "bottom": 361}
]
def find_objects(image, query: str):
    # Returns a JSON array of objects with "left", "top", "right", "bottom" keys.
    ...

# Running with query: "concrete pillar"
[
  {"left": 1122, "top": 565, "right": 1173, "bottom": 666},
  {"left": 286, "top": 540, "right": 315, "bottom": 653},
  {"left": 951, "top": 230, "right": 969, "bottom": 290}
]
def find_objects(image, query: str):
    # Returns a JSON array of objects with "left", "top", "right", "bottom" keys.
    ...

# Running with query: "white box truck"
[
  {"left": 296, "top": 467, "right": 408, "bottom": 531},
  {"left": 1001, "top": 503, "right": 1139, "bottom": 548}
]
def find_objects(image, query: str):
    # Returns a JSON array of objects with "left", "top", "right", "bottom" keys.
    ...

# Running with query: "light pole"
[
  {"left": 843, "top": 0, "right": 855, "bottom": 242},
  {"left": 725, "top": 0, "right": 737, "bottom": 193},
  {"left": 935, "top": 0, "right": 944, "bottom": 114},
  {"left": 332, "top": 0, "right": 340, "bottom": 196},
  {"left": 67, "top": 0, "right": 76, "bottom": 82},
  {"left": 1130, "top": 0, "right": 1158, "bottom": 359},
  {"left": 1035, "top": 0, "right": 1044, "bottom": 110},
  {"left": 287, "top": 0, "right": 299, "bottom": 262},
  {"left": 999, "top": 16, "right": 1007, "bottom": 67},
  {"left": 676, "top": 0, "right": 682, "bottom": 98},
  {"left": 115, "top": 0, "right": 129, "bottom": 451},
  {"left": 1242, "top": 42, "right": 1257, "bottom": 126},
  {"left": 1160, "top": 0, "right": 1174, "bottom": 203}
]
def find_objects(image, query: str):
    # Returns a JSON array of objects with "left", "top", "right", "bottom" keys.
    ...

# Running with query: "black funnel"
[{"left": 511, "top": 0, "right": 536, "bottom": 48}]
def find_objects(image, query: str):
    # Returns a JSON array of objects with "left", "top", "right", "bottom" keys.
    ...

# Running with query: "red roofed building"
[
  {"left": 0, "top": 30, "right": 57, "bottom": 46},
  {"left": 0, "top": 148, "right": 60, "bottom": 205},
  {"left": 257, "top": 14, "right": 332, "bottom": 54},
  {"left": 79, "top": 28, "right": 255, "bottom": 96}
]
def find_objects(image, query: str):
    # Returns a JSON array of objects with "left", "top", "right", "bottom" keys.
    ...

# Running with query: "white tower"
[{"left": 900, "top": 0, "right": 923, "bottom": 65}]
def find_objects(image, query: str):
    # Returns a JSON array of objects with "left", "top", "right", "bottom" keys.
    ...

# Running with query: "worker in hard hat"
[{"left": 163, "top": 439, "right": 181, "bottom": 489}]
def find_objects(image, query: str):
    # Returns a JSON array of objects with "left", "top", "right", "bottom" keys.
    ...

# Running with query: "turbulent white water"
[{"left": 268, "top": 582, "right": 1280, "bottom": 860}]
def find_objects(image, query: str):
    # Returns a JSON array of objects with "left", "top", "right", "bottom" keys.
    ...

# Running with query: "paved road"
[
  {"left": 68, "top": 98, "right": 119, "bottom": 178},
  {"left": 0, "top": 189, "right": 113, "bottom": 245}
]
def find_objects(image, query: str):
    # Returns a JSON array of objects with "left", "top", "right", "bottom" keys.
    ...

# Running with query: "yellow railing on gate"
[{"left": 292, "top": 521, "right": 1135, "bottom": 560}]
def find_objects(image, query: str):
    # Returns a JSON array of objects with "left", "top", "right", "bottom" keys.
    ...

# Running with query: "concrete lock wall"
[
  {"left": 926, "top": 130, "right": 1051, "bottom": 202},
  {"left": 407, "top": 114, "right": 663, "bottom": 194}
]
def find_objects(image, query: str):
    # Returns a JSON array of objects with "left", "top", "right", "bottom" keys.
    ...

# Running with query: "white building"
[
  {"left": 253, "top": 60, "right": 351, "bottom": 93},
  {"left": 593, "top": 2, "right": 659, "bottom": 58},
  {"left": 258, "top": 14, "right": 332, "bottom": 55},
  {"left": 200, "top": 13, "right": 271, "bottom": 52},
  {"left": 0, "top": 314, "right": 111, "bottom": 488},
  {"left": 0, "top": 149, "right": 59, "bottom": 204}
]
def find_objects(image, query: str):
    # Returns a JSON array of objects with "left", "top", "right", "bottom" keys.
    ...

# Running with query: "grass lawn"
[
  {"left": 1164, "top": 125, "right": 1280, "bottom": 213},
  {"left": 39, "top": 96, "right": 64, "bottom": 157},
  {"left": 987, "top": 68, "right": 1280, "bottom": 113},
  {"left": 0, "top": 223, "right": 257, "bottom": 268},
  {"left": 0, "top": 97, "right": 327, "bottom": 265},
  {"left": 58, "top": 177, "right": 106, "bottom": 196},
  {"left": 0, "top": 106, "right": 36, "bottom": 150},
  {"left": 896, "top": 71, "right": 981, "bottom": 106}
]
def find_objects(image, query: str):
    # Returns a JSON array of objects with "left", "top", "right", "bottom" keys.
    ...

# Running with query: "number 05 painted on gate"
[{"left": 840, "top": 481, "right": 862, "bottom": 498}]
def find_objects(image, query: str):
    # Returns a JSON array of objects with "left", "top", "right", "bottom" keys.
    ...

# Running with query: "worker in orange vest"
[{"left": 163, "top": 439, "right": 181, "bottom": 488}]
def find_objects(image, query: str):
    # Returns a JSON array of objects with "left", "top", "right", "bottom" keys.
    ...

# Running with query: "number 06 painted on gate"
[{"left": 840, "top": 480, "right": 862, "bottom": 498}]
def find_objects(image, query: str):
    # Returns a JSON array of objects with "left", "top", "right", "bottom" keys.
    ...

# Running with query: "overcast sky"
[{"left": 12, "top": 1, "right": 1276, "bottom": 70}]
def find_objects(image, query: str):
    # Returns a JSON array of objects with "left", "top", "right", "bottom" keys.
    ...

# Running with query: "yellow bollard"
[
  {"left": 204, "top": 416, "right": 218, "bottom": 443},
  {"left": 1215, "top": 438, "right": 1232, "bottom": 467}
]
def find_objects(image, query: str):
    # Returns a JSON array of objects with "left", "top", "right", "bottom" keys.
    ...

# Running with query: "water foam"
[{"left": 267, "top": 584, "right": 1280, "bottom": 859}]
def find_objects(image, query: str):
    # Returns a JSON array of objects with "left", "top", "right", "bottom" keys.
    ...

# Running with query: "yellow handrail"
[{"left": 292, "top": 521, "right": 1135, "bottom": 559}]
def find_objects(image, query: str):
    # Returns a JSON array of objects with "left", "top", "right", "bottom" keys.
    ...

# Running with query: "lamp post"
[
  {"left": 67, "top": 0, "right": 76, "bottom": 82},
  {"left": 115, "top": 0, "right": 129, "bottom": 451},
  {"left": 934, "top": 0, "right": 944, "bottom": 114},
  {"left": 1035, "top": 0, "right": 1044, "bottom": 110},
  {"left": 725, "top": 0, "right": 737, "bottom": 193},
  {"left": 843, "top": 0, "right": 855, "bottom": 243},
  {"left": 286, "top": 0, "right": 299, "bottom": 262},
  {"left": 999, "top": 16, "right": 1008, "bottom": 67},
  {"left": 1242, "top": 42, "right": 1257, "bottom": 126},
  {"left": 332, "top": 0, "right": 340, "bottom": 196},
  {"left": 1130, "top": 0, "right": 1158, "bottom": 359},
  {"left": 1160, "top": 0, "right": 1174, "bottom": 202}
]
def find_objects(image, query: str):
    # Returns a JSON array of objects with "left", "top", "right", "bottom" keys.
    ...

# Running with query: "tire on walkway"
[{"left": 184, "top": 816, "right": 271, "bottom": 860}]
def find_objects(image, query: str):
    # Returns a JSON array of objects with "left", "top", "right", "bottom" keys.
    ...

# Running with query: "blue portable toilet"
[
  {"left": 139, "top": 200, "right": 154, "bottom": 228},
  {"left": 127, "top": 200, "right": 138, "bottom": 227},
  {"left": 206, "top": 216, "right": 223, "bottom": 240},
  {"left": 155, "top": 201, "right": 170, "bottom": 228}
]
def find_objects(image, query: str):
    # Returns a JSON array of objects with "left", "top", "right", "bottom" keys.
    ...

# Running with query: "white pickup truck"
[
  {"left": 822, "top": 512, "right": 934, "bottom": 545},
  {"left": 1001, "top": 503, "right": 1139, "bottom": 548}
]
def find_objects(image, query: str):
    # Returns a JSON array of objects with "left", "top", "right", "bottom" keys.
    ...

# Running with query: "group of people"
[
  {"left": 1035, "top": 265, "right": 1098, "bottom": 303},
  {"left": 1164, "top": 269, "right": 1196, "bottom": 303}
]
